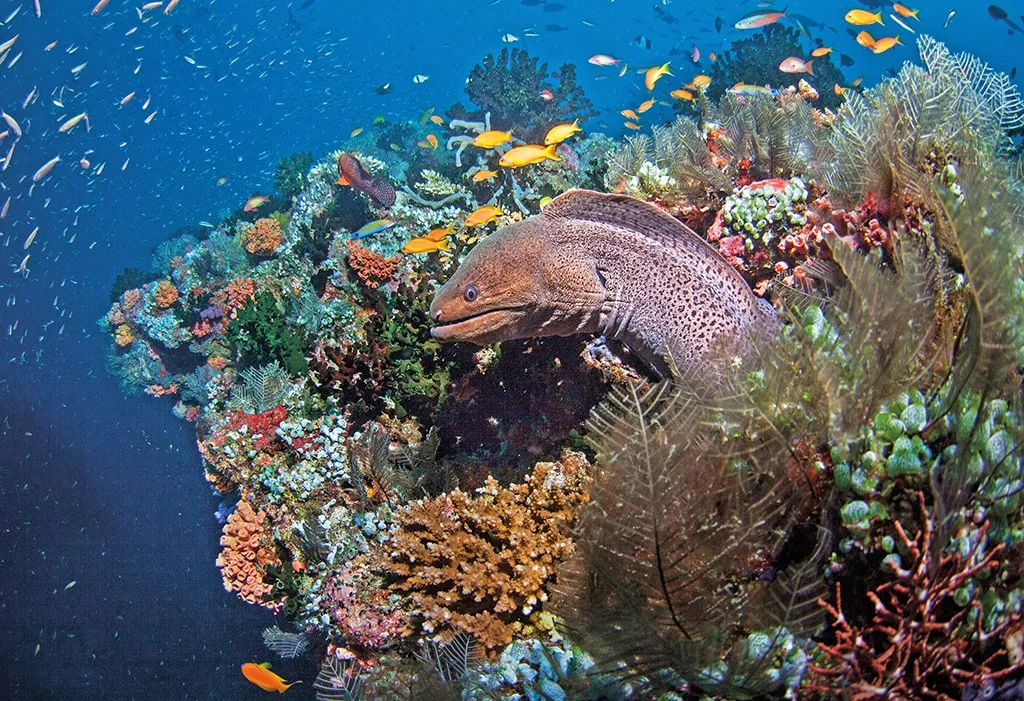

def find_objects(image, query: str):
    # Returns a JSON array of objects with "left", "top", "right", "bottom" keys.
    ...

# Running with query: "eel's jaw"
[{"left": 430, "top": 307, "right": 529, "bottom": 345}]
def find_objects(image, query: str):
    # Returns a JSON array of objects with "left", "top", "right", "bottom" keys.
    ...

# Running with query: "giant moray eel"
[{"left": 429, "top": 189, "right": 776, "bottom": 375}]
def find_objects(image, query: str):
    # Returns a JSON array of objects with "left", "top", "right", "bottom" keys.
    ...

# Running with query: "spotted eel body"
[{"left": 429, "top": 189, "right": 775, "bottom": 375}]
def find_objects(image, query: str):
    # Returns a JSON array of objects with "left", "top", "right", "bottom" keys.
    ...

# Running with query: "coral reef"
[
  {"left": 98, "top": 34, "right": 1024, "bottom": 700},
  {"left": 376, "top": 452, "right": 591, "bottom": 649}
]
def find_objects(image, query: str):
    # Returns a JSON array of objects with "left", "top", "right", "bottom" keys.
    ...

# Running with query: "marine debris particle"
[{"left": 429, "top": 189, "right": 775, "bottom": 374}]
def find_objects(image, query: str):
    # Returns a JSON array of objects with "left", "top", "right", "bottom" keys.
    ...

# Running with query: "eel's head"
[{"left": 430, "top": 218, "right": 600, "bottom": 345}]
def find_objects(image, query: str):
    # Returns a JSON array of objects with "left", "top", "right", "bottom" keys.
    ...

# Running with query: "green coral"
[
  {"left": 226, "top": 290, "right": 308, "bottom": 375},
  {"left": 273, "top": 152, "right": 314, "bottom": 203}
]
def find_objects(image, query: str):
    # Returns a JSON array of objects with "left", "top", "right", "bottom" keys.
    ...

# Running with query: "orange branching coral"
[
  {"left": 377, "top": 451, "right": 591, "bottom": 649},
  {"left": 114, "top": 323, "right": 134, "bottom": 347},
  {"left": 212, "top": 278, "right": 256, "bottom": 318},
  {"left": 145, "top": 383, "right": 178, "bottom": 397},
  {"left": 346, "top": 240, "right": 400, "bottom": 289},
  {"left": 154, "top": 279, "right": 179, "bottom": 308},
  {"left": 120, "top": 287, "right": 142, "bottom": 311},
  {"left": 216, "top": 500, "right": 282, "bottom": 610},
  {"left": 243, "top": 217, "right": 282, "bottom": 256},
  {"left": 207, "top": 355, "right": 228, "bottom": 370}
]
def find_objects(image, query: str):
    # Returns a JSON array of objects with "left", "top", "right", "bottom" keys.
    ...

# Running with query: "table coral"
[
  {"left": 153, "top": 279, "right": 179, "bottom": 308},
  {"left": 216, "top": 499, "right": 282, "bottom": 610},
  {"left": 376, "top": 452, "right": 591, "bottom": 649},
  {"left": 346, "top": 240, "right": 400, "bottom": 289},
  {"left": 243, "top": 217, "right": 282, "bottom": 256}
]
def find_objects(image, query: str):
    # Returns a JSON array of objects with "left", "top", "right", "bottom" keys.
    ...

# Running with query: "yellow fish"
[
  {"left": 465, "top": 205, "right": 504, "bottom": 227},
  {"left": 472, "top": 129, "right": 513, "bottom": 149},
  {"left": 498, "top": 143, "right": 560, "bottom": 168},
  {"left": 670, "top": 88, "right": 695, "bottom": 101},
  {"left": 845, "top": 9, "right": 883, "bottom": 25},
  {"left": 430, "top": 114, "right": 445, "bottom": 126},
  {"left": 544, "top": 119, "right": 582, "bottom": 145},
  {"left": 402, "top": 236, "right": 451, "bottom": 254},
  {"left": 644, "top": 61, "right": 672, "bottom": 90},
  {"left": 624, "top": 121, "right": 641, "bottom": 130},
  {"left": 471, "top": 169, "right": 498, "bottom": 183},
  {"left": 871, "top": 35, "right": 902, "bottom": 53},
  {"left": 691, "top": 74, "right": 711, "bottom": 89},
  {"left": 350, "top": 126, "right": 363, "bottom": 137},
  {"left": 620, "top": 108, "right": 639, "bottom": 120},
  {"left": 539, "top": 196, "right": 553, "bottom": 208},
  {"left": 425, "top": 225, "right": 453, "bottom": 242},
  {"left": 637, "top": 97, "right": 657, "bottom": 113},
  {"left": 834, "top": 84, "right": 848, "bottom": 96},
  {"left": 811, "top": 46, "right": 832, "bottom": 57}
]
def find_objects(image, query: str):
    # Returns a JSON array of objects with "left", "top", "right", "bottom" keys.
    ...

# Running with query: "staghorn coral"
[
  {"left": 346, "top": 239, "right": 400, "bottom": 290},
  {"left": 216, "top": 499, "right": 282, "bottom": 610},
  {"left": 243, "top": 217, "right": 282, "bottom": 256},
  {"left": 153, "top": 279, "right": 179, "bottom": 308},
  {"left": 376, "top": 452, "right": 591, "bottom": 649}
]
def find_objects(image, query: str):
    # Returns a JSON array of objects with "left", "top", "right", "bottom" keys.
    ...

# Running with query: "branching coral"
[
  {"left": 242, "top": 217, "right": 282, "bottom": 256},
  {"left": 450, "top": 48, "right": 597, "bottom": 141},
  {"left": 807, "top": 493, "right": 1024, "bottom": 699},
  {"left": 376, "top": 452, "right": 591, "bottom": 649},
  {"left": 216, "top": 499, "right": 282, "bottom": 610}
]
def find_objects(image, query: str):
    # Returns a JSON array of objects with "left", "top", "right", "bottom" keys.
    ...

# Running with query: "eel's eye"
[{"left": 464, "top": 284, "right": 479, "bottom": 303}]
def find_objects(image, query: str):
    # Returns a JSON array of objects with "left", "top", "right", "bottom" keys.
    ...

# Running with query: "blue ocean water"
[{"left": 0, "top": 0, "right": 1021, "bottom": 698}]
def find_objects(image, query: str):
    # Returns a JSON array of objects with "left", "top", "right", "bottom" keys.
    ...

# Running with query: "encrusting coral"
[
  {"left": 376, "top": 452, "right": 591, "bottom": 649},
  {"left": 346, "top": 239, "right": 400, "bottom": 289},
  {"left": 215, "top": 499, "right": 282, "bottom": 610}
]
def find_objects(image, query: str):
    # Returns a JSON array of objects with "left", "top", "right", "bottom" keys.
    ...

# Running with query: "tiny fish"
[
  {"left": 1, "top": 110, "right": 22, "bottom": 138},
  {"left": 944, "top": 9, "right": 956, "bottom": 28},
  {"left": 58, "top": 112, "right": 88, "bottom": 133},
  {"left": 64, "top": 580, "right": 76, "bottom": 590},
  {"left": 471, "top": 169, "right": 498, "bottom": 183}
]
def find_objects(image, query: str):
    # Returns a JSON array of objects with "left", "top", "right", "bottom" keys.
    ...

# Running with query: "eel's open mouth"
[{"left": 430, "top": 306, "right": 527, "bottom": 343}]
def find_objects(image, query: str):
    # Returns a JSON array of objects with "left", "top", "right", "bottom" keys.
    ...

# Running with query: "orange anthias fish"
[
  {"left": 336, "top": 153, "right": 396, "bottom": 207},
  {"left": 778, "top": 57, "right": 813, "bottom": 76},
  {"left": 871, "top": 35, "right": 902, "bottom": 54},
  {"left": 241, "top": 663, "right": 302, "bottom": 693},
  {"left": 855, "top": 30, "right": 877, "bottom": 49},
  {"left": 892, "top": 3, "right": 919, "bottom": 20},
  {"left": 243, "top": 195, "right": 270, "bottom": 212}
]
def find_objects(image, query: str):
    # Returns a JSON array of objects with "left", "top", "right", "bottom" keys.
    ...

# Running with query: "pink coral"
[
  {"left": 120, "top": 288, "right": 142, "bottom": 311},
  {"left": 215, "top": 500, "right": 282, "bottom": 610}
]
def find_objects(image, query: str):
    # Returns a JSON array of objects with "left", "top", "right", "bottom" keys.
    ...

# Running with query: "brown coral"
[
  {"left": 242, "top": 217, "right": 282, "bottom": 256},
  {"left": 376, "top": 451, "right": 591, "bottom": 649},
  {"left": 114, "top": 323, "right": 134, "bottom": 347},
  {"left": 107, "top": 303, "right": 126, "bottom": 327},
  {"left": 215, "top": 500, "right": 282, "bottom": 610},
  {"left": 154, "top": 279, "right": 179, "bottom": 308},
  {"left": 346, "top": 240, "right": 400, "bottom": 289}
]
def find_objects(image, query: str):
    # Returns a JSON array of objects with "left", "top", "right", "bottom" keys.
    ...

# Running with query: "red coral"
[
  {"left": 322, "top": 561, "right": 406, "bottom": 649},
  {"left": 346, "top": 240, "right": 400, "bottom": 289},
  {"left": 807, "top": 492, "right": 1024, "bottom": 699}
]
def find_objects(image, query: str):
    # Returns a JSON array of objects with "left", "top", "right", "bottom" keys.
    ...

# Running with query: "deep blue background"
[{"left": 1, "top": 0, "right": 1020, "bottom": 697}]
